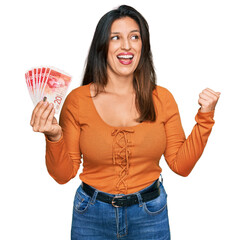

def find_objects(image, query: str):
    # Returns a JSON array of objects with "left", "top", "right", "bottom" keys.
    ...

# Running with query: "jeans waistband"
[{"left": 82, "top": 179, "right": 160, "bottom": 208}]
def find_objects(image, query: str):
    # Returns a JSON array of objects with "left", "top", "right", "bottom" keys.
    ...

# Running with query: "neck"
[{"left": 105, "top": 69, "right": 135, "bottom": 95}]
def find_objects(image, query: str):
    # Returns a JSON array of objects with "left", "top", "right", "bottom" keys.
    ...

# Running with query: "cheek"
[
  {"left": 134, "top": 42, "right": 142, "bottom": 57},
  {"left": 107, "top": 53, "right": 117, "bottom": 64},
  {"left": 107, "top": 45, "right": 119, "bottom": 61},
  {"left": 135, "top": 47, "right": 142, "bottom": 61},
  {"left": 108, "top": 41, "right": 120, "bottom": 52}
]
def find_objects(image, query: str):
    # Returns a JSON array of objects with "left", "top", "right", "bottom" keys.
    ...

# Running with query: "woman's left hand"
[{"left": 198, "top": 88, "right": 221, "bottom": 113}]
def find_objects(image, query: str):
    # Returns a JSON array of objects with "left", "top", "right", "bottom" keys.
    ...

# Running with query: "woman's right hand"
[{"left": 30, "top": 99, "right": 62, "bottom": 142}]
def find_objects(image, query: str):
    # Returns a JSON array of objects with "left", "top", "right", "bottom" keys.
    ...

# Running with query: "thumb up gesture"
[{"left": 198, "top": 88, "right": 221, "bottom": 113}]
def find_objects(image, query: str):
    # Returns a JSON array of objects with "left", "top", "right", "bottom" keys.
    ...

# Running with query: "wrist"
[
  {"left": 45, "top": 131, "right": 62, "bottom": 142},
  {"left": 199, "top": 107, "right": 214, "bottom": 113}
]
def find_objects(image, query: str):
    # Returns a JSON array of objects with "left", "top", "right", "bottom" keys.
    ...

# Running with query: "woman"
[{"left": 30, "top": 5, "right": 220, "bottom": 240}]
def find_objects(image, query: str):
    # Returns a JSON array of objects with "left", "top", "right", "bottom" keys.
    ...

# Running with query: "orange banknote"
[{"left": 25, "top": 67, "right": 72, "bottom": 114}]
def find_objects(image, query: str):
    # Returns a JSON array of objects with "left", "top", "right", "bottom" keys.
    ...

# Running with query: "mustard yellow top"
[{"left": 45, "top": 83, "right": 215, "bottom": 194}]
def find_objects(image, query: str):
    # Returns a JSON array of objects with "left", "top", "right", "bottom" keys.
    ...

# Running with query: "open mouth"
[{"left": 117, "top": 53, "right": 134, "bottom": 65}]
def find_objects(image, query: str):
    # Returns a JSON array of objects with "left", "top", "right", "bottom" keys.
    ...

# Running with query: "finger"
[
  {"left": 199, "top": 92, "right": 210, "bottom": 101},
  {"left": 198, "top": 99, "right": 211, "bottom": 112},
  {"left": 30, "top": 100, "right": 44, "bottom": 126},
  {"left": 45, "top": 107, "right": 56, "bottom": 131},
  {"left": 198, "top": 98, "right": 208, "bottom": 108},
  {"left": 201, "top": 89, "right": 219, "bottom": 101},
  {"left": 31, "top": 97, "right": 48, "bottom": 125},
  {"left": 38, "top": 103, "right": 54, "bottom": 132},
  {"left": 47, "top": 107, "right": 55, "bottom": 125},
  {"left": 32, "top": 101, "right": 50, "bottom": 132},
  {"left": 52, "top": 115, "right": 58, "bottom": 125},
  {"left": 205, "top": 88, "right": 221, "bottom": 98}
]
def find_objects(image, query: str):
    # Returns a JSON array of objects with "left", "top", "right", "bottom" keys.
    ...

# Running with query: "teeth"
[{"left": 117, "top": 55, "right": 133, "bottom": 59}]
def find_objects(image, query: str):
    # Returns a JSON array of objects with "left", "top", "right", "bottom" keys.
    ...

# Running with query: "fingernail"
[{"left": 43, "top": 96, "right": 47, "bottom": 102}]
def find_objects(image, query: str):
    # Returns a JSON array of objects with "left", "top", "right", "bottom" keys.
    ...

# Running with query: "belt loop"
[
  {"left": 135, "top": 192, "right": 143, "bottom": 207},
  {"left": 160, "top": 173, "right": 163, "bottom": 184},
  {"left": 90, "top": 189, "right": 98, "bottom": 205}
]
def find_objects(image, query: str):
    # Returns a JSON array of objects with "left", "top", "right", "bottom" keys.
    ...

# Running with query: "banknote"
[
  {"left": 26, "top": 69, "right": 35, "bottom": 104},
  {"left": 25, "top": 67, "right": 72, "bottom": 114}
]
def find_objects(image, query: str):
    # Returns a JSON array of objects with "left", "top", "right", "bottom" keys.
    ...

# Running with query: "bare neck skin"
[{"left": 103, "top": 67, "right": 135, "bottom": 96}]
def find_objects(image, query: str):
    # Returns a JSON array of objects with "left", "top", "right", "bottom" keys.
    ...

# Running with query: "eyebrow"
[{"left": 110, "top": 30, "right": 140, "bottom": 34}]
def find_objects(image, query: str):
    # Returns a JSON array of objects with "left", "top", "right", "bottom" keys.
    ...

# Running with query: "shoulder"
[
  {"left": 153, "top": 85, "right": 179, "bottom": 117},
  {"left": 68, "top": 84, "right": 90, "bottom": 97},
  {"left": 61, "top": 84, "right": 91, "bottom": 113},
  {"left": 60, "top": 84, "right": 91, "bottom": 121},
  {"left": 153, "top": 85, "right": 176, "bottom": 102},
  {"left": 65, "top": 84, "right": 90, "bottom": 102}
]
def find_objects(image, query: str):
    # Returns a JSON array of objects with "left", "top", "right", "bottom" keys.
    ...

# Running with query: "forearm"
[
  {"left": 45, "top": 135, "right": 77, "bottom": 184},
  {"left": 166, "top": 110, "right": 215, "bottom": 177}
]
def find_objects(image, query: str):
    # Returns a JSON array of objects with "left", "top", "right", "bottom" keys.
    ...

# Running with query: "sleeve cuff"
[
  {"left": 45, "top": 133, "right": 64, "bottom": 144},
  {"left": 195, "top": 108, "right": 215, "bottom": 125},
  {"left": 197, "top": 108, "right": 215, "bottom": 118}
]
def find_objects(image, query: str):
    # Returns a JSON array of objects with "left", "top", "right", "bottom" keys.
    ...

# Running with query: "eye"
[
  {"left": 111, "top": 35, "right": 119, "bottom": 40},
  {"left": 131, "top": 35, "right": 140, "bottom": 40}
]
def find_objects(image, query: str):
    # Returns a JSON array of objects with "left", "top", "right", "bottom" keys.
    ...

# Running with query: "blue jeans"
[{"left": 71, "top": 178, "right": 171, "bottom": 239}]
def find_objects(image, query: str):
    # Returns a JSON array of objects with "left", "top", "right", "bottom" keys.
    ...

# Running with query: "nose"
[{"left": 121, "top": 38, "right": 131, "bottom": 51}]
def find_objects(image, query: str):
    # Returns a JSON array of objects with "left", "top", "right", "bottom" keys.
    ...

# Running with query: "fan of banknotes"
[{"left": 25, "top": 67, "right": 72, "bottom": 114}]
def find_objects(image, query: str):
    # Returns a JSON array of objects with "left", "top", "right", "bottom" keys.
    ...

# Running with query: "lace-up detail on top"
[{"left": 111, "top": 129, "right": 135, "bottom": 194}]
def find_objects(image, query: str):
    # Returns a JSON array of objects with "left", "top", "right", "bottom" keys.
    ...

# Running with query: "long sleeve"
[
  {"left": 163, "top": 90, "right": 215, "bottom": 177},
  {"left": 45, "top": 90, "right": 82, "bottom": 184}
]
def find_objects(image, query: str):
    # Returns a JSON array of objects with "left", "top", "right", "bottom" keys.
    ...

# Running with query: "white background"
[{"left": 1, "top": 0, "right": 245, "bottom": 239}]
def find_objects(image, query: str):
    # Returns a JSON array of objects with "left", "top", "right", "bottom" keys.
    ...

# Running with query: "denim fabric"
[{"left": 71, "top": 179, "right": 171, "bottom": 239}]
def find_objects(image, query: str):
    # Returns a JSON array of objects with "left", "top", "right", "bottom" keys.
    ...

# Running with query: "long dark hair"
[{"left": 82, "top": 5, "right": 157, "bottom": 122}]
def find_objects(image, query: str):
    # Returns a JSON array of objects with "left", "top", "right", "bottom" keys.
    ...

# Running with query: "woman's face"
[{"left": 107, "top": 17, "right": 142, "bottom": 79}]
